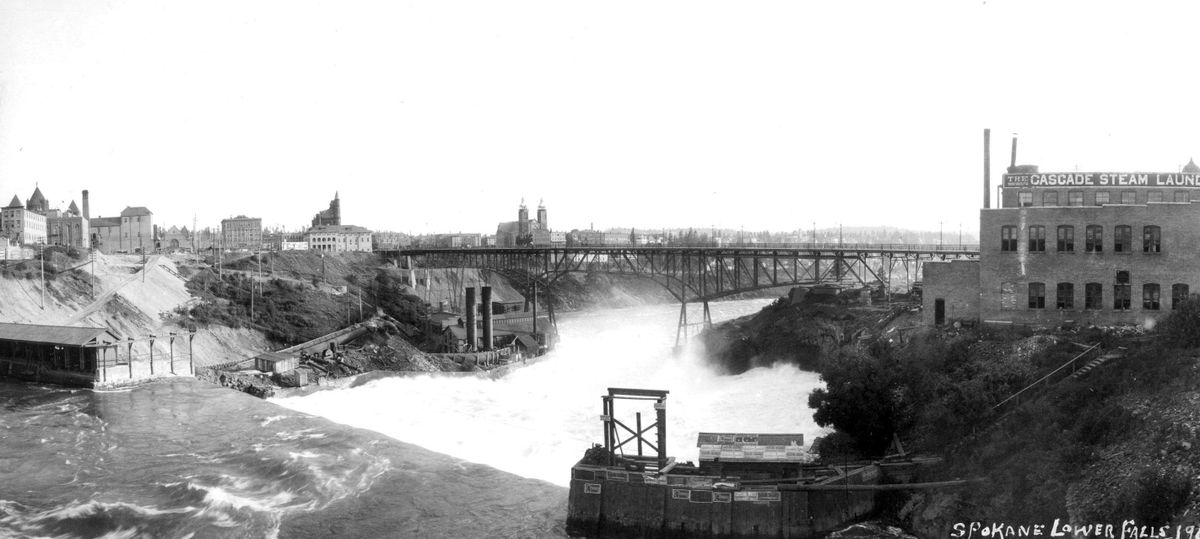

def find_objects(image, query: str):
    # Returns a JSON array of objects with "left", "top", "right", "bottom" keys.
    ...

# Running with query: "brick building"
[
  {"left": 221, "top": 215, "right": 263, "bottom": 250},
  {"left": 924, "top": 153, "right": 1200, "bottom": 327},
  {"left": 1, "top": 195, "right": 47, "bottom": 245}
]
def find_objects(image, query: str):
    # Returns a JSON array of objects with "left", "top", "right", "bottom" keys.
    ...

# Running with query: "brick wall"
[
  {"left": 978, "top": 203, "right": 1200, "bottom": 326},
  {"left": 922, "top": 260, "right": 980, "bottom": 326}
]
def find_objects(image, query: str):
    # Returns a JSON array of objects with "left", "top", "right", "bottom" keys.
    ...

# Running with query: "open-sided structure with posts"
[{"left": 0, "top": 322, "right": 196, "bottom": 388}]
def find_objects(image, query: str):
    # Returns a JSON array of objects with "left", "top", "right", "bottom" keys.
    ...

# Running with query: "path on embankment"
[{"left": 63, "top": 255, "right": 163, "bottom": 325}]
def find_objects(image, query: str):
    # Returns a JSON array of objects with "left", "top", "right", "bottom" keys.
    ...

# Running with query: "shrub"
[
  {"left": 1122, "top": 467, "right": 1192, "bottom": 526},
  {"left": 1157, "top": 296, "right": 1200, "bottom": 348}
]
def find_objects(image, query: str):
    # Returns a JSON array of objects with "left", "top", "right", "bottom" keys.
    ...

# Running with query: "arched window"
[
  {"left": 1114, "top": 225, "right": 1132, "bottom": 253},
  {"left": 1085, "top": 226, "right": 1103, "bottom": 253},
  {"left": 1001, "top": 226, "right": 1017, "bottom": 252},
  {"left": 1143, "top": 226, "right": 1161, "bottom": 253},
  {"left": 1172, "top": 284, "right": 1190, "bottom": 310},
  {"left": 1143, "top": 284, "right": 1160, "bottom": 310},
  {"left": 1056, "top": 283, "right": 1074, "bottom": 309},
  {"left": 1085, "top": 283, "right": 1103, "bottom": 309},
  {"left": 1028, "top": 226, "right": 1045, "bottom": 252},
  {"left": 1028, "top": 283, "right": 1046, "bottom": 309}
]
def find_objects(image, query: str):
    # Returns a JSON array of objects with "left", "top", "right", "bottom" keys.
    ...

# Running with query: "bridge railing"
[{"left": 389, "top": 243, "right": 981, "bottom": 253}]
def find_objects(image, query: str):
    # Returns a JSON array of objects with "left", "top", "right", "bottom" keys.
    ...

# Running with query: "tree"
[{"left": 807, "top": 350, "right": 905, "bottom": 456}]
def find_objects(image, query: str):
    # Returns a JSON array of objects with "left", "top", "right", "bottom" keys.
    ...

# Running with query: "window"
[
  {"left": 1143, "top": 284, "right": 1160, "bottom": 310},
  {"left": 1148, "top": 192, "right": 1163, "bottom": 203},
  {"left": 1114, "top": 225, "right": 1131, "bottom": 252},
  {"left": 1175, "top": 191, "right": 1190, "bottom": 203},
  {"left": 1121, "top": 191, "right": 1136, "bottom": 204},
  {"left": 1019, "top": 192, "right": 1033, "bottom": 207},
  {"left": 1085, "top": 225, "right": 1103, "bottom": 253},
  {"left": 1173, "top": 284, "right": 1190, "bottom": 309},
  {"left": 1056, "top": 282, "right": 1074, "bottom": 309},
  {"left": 1143, "top": 226, "right": 1161, "bottom": 253},
  {"left": 1057, "top": 226, "right": 1074, "bottom": 252},
  {"left": 1114, "top": 284, "right": 1131, "bottom": 310},
  {"left": 1095, "top": 191, "right": 1110, "bottom": 205},
  {"left": 1085, "top": 283, "right": 1103, "bottom": 309},
  {"left": 1069, "top": 191, "right": 1084, "bottom": 206},
  {"left": 1028, "top": 283, "right": 1046, "bottom": 309},
  {"left": 1028, "top": 226, "right": 1045, "bottom": 252},
  {"left": 1001, "top": 225, "right": 1018, "bottom": 252},
  {"left": 1043, "top": 192, "right": 1059, "bottom": 206}
]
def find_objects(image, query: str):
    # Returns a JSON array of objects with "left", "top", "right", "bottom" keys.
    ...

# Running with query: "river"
[{"left": 0, "top": 299, "right": 828, "bottom": 537}]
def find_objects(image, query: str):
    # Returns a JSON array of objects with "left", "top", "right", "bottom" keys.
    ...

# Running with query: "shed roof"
[
  {"left": 254, "top": 351, "right": 295, "bottom": 363},
  {"left": 0, "top": 322, "right": 119, "bottom": 347}
]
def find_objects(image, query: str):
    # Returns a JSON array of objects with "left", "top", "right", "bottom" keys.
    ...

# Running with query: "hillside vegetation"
[{"left": 702, "top": 293, "right": 1200, "bottom": 533}]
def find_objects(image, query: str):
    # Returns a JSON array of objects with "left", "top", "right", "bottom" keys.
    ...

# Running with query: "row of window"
[
  {"left": 1017, "top": 190, "right": 1190, "bottom": 206},
  {"left": 1026, "top": 282, "right": 1187, "bottom": 310},
  {"left": 1001, "top": 225, "right": 1161, "bottom": 253}
]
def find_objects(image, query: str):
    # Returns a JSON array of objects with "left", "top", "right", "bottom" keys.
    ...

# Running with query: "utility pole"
[
  {"left": 140, "top": 232, "right": 146, "bottom": 283},
  {"left": 939, "top": 221, "right": 944, "bottom": 248},
  {"left": 90, "top": 249, "right": 96, "bottom": 298}
]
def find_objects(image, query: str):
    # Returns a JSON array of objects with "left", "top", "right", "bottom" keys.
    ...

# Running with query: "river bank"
[{"left": 698, "top": 289, "right": 1200, "bottom": 534}]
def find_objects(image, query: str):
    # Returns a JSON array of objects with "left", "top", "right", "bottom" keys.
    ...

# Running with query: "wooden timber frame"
[
  {"left": 391, "top": 245, "right": 979, "bottom": 346},
  {"left": 602, "top": 388, "right": 670, "bottom": 471}
]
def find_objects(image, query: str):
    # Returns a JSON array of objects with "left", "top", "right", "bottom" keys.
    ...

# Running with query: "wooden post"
[
  {"left": 188, "top": 332, "right": 195, "bottom": 375},
  {"left": 169, "top": 333, "right": 176, "bottom": 375},
  {"left": 148, "top": 336, "right": 155, "bottom": 375},
  {"left": 127, "top": 338, "right": 134, "bottom": 379},
  {"left": 655, "top": 396, "right": 668, "bottom": 470}
]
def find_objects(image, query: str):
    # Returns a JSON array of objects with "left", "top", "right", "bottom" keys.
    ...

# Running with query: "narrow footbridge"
[{"left": 384, "top": 244, "right": 978, "bottom": 344}]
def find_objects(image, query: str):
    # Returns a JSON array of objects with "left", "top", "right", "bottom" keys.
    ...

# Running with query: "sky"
[{"left": 3, "top": 1, "right": 1200, "bottom": 235}]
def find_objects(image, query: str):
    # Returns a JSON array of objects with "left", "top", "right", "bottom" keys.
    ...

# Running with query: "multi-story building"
[
  {"left": 47, "top": 200, "right": 90, "bottom": 250},
  {"left": 306, "top": 225, "right": 372, "bottom": 252},
  {"left": 311, "top": 192, "right": 341, "bottom": 227},
  {"left": 221, "top": 215, "right": 263, "bottom": 251},
  {"left": 372, "top": 231, "right": 411, "bottom": 251},
  {"left": 923, "top": 137, "right": 1200, "bottom": 327},
  {"left": 1, "top": 195, "right": 47, "bottom": 245}
]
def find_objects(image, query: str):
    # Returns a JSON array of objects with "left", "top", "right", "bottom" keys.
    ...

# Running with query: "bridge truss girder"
[{"left": 397, "top": 247, "right": 975, "bottom": 305}]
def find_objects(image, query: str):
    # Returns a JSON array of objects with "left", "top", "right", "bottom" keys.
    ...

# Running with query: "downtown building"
[
  {"left": 221, "top": 215, "right": 263, "bottom": 250},
  {"left": 924, "top": 136, "right": 1200, "bottom": 327}
]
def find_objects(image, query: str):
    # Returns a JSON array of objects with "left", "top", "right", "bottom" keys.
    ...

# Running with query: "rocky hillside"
[{"left": 700, "top": 289, "right": 1200, "bottom": 534}]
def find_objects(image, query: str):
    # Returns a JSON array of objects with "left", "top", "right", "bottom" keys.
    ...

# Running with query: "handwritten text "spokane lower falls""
[{"left": 951, "top": 520, "right": 1200, "bottom": 539}]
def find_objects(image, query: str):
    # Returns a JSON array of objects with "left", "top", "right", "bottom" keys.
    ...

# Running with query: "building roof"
[
  {"left": 27, "top": 187, "right": 45, "bottom": 207},
  {"left": 120, "top": 206, "right": 153, "bottom": 217},
  {"left": 514, "top": 334, "right": 539, "bottom": 351},
  {"left": 254, "top": 351, "right": 295, "bottom": 363},
  {"left": 67, "top": 200, "right": 80, "bottom": 215},
  {"left": 1185, "top": 158, "right": 1200, "bottom": 174},
  {"left": 6, "top": 195, "right": 21, "bottom": 209},
  {"left": 90, "top": 217, "right": 121, "bottom": 228},
  {"left": 0, "top": 322, "right": 119, "bottom": 347},
  {"left": 306, "top": 225, "right": 371, "bottom": 234}
]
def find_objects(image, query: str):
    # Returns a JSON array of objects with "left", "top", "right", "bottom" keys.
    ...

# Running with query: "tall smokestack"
[
  {"left": 481, "top": 286, "right": 493, "bottom": 351},
  {"left": 984, "top": 129, "right": 991, "bottom": 209},
  {"left": 465, "top": 287, "right": 477, "bottom": 351},
  {"left": 1010, "top": 134, "right": 1018, "bottom": 169},
  {"left": 82, "top": 190, "right": 90, "bottom": 219}
]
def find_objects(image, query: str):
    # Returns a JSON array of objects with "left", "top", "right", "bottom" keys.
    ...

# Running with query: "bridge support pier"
[{"left": 675, "top": 302, "right": 688, "bottom": 348}]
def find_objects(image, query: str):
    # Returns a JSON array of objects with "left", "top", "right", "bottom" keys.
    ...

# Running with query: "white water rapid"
[{"left": 272, "top": 299, "right": 829, "bottom": 487}]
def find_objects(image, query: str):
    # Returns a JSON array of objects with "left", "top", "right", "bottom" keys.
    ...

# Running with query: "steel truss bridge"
[{"left": 386, "top": 244, "right": 979, "bottom": 346}]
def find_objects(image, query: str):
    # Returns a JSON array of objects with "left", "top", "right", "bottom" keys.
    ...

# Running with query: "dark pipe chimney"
[
  {"left": 465, "top": 287, "right": 477, "bottom": 351},
  {"left": 984, "top": 129, "right": 991, "bottom": 209},
  {"left": 1010, "top": 134, "right": 1018, "bottom": 169},
  {"left": 82, "top": 190, "right": 90, "bottom": 219},
  {"left": 481, "top": 286, "right": 493, "bottom": 351}
]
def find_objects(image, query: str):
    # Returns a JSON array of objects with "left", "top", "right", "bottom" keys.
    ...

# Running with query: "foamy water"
[{"left": 273, "top": 299, "right": 829, "bottom": 486}]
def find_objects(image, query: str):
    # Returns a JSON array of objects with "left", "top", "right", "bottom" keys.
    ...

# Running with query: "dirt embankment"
[{"left": 700, "top": 292, "right": 921, "bottom": 374}]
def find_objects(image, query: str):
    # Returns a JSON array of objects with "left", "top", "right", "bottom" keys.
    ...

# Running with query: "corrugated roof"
[{"left": 0, "top": 322, "right": 119, "bottom": 346}]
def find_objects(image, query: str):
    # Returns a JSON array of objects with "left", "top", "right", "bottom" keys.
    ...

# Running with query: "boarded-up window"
[
  {"left": 1085, "top": 283, "right": 1103, "bottom": 309},
  {"left": 1001, "top": 282, "right": 1017, "bottom": 310}
]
